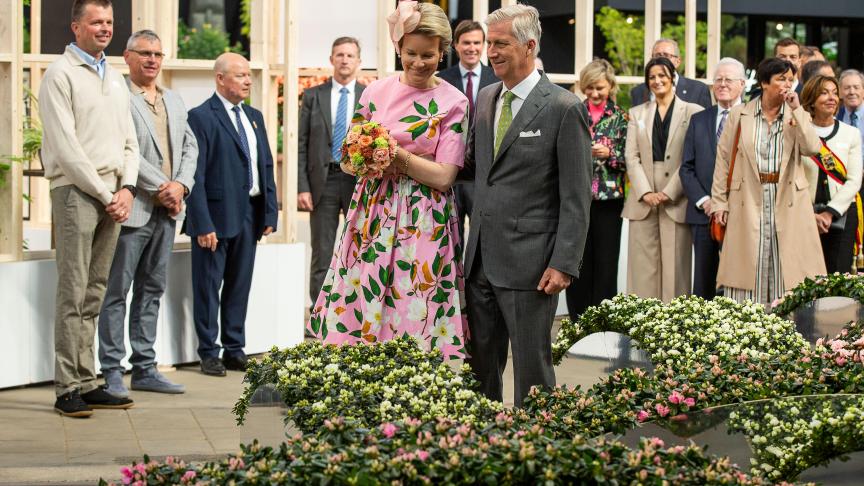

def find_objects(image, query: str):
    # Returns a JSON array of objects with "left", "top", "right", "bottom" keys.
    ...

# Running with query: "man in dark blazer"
[
  {"left": 185, "top": 53, "right": 278, "bottom": 376},
  {"left": 681, "top": 58, "right": 746, "bottom": 299},
  {"left": 298, "top": 37, "right": 365, "bottom": 307},
  {"left": 438, "top": 21, "right": 499, "bottom": 250},
  {"left": 630, "top": 38, "right": 712, "bottom": 109},
  {"left": 747, "top": 38, "right": 804, "bottom": 101},
  {"left": 464, "top": 5, "right": 592, "bottom": 407}
]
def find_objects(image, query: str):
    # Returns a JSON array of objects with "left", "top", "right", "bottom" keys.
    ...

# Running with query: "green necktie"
[{"left": 495, "top": 91, "right": 517, "bottom": 157}]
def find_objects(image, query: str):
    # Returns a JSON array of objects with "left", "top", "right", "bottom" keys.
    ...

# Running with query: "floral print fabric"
[
  {"left": 308, "top": 75, "right": 469, "bottom": 359},
  {"left": 588, "top": 99, "right": 628, "bottom": 200}
]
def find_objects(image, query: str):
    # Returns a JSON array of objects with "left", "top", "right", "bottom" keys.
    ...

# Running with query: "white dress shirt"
[
  {"left": 216, "top": 92, "right": 261, "bottom": 197},
  {"left": 331, "top": 79, "right": 357, "bottom": 133},
  {"left": 459, "top": 63, "right": 483, "bottom": 102},
  {"left": 696, "top": 101, "right": 741, "bottom": 209},
  {"left": 494, "top": 69, "right": 542, "bottom": 147}
]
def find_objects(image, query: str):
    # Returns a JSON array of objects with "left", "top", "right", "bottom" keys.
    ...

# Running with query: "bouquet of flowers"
[{"left": 341, "top": 121, "right": 397, "bottom": 178}]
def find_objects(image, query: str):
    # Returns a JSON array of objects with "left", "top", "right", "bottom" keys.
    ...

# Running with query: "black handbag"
[{"left": 813, "top": 203, "right": 847, "bottom": 232}]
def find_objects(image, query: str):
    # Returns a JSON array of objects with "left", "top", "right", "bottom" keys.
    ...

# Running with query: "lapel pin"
[{"left": 252, "top": 120, "right": 258, "bottom": 129}]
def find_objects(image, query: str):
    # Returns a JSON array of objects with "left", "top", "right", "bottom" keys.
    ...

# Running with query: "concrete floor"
[{"left": 0, "top": 342, "right": 611, "bottom": 485}]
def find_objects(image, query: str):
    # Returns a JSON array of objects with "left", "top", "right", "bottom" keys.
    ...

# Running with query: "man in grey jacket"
[
  {"left": 98, "top": 30, "right": 198, "bottom": 397},
  {"left": 463, "top": 5, "right": 592, "bottom": 407}
]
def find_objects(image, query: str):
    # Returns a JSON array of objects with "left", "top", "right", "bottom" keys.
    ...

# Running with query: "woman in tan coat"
[
  {"left": 623, "top": 57, "right": 704, "bottom": 300},
  {"left": 711, "top": 58, "right": 825, "bottom": 305}
]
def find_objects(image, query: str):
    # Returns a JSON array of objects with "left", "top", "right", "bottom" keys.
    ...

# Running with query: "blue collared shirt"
[
  {"left": 841, "top": 104, "right": 864, "bottom": 148},
  {"left": 69, "top": 42, "right": 106, "bottom": 79}
]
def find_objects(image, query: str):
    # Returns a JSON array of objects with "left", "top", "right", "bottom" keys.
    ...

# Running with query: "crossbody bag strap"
[{"left": 725, "top": 123, "right": 742, "bottom": 195}]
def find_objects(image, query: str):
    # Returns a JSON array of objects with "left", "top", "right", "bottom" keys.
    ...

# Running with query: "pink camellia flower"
[
  {"left": 831, "top": 340, "right": 849, "bottom": 352},
  {"left": 417, "top": 450, "right": 430, "bottom": 461},
  {"left": 684, "top": 397, "right": 696, "bottom": 407},
  {"left": 649, "top": 437, "right": 665, "bottom": 448},
  {"left": 655, "top": 403, "right": 671, "bottom": 417},
  {"left": 836, "top": 356, "right": 847, "bottom": 366},
  {"left": 770, "top": 297, "right": 782, "bottom": 308},
  {"left": 668, "top": 391, "right": 684, "bottom": 404},
  {"left": 120, "top": 466, "right": 133, "bottom": 485},
  {"left": 181, "top": 470, "right": 196, "bottom": 483},
  {"left": 801, "top": 356, "right": 811, "bottom": 363},
  {"left": 381, "top": 422, "right": 398, "bottom": 438},
  {"left": 637, "top": 410, "right": 651, "bottom": 422}
]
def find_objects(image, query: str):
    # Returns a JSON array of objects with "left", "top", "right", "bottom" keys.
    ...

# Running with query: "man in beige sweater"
[{"left": 39, "top": 0, "right": 138, "bottom": 417}]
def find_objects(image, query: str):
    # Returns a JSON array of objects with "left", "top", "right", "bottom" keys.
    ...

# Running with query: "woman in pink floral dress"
[{"left": 307, "top": 1, "right": 469, "bottom": 359}]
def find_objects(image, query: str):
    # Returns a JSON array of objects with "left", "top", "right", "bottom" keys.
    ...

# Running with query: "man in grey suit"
[
  {"left": 298, "top": 37, "right": 365, "bottom": 306},
  {"left": 464, "top": 5, "right": 592, "bottom": 407},
  {"left": 98, "top": 30, "right": 198, "bottom": 397}
]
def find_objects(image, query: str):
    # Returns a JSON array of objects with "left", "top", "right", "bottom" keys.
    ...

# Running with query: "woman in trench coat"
[{"left": 711, "top": 58, "right": 825, "bottom": 305}]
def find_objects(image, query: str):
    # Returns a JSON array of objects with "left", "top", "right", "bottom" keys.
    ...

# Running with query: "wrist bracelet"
[{"left": 401, "top": 152, "right": 410, "bottom": 173}]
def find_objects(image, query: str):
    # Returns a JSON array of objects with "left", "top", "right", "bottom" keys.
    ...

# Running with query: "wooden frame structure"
[{"left": 0, "top": 0, "right": 721, "bottom": 263}]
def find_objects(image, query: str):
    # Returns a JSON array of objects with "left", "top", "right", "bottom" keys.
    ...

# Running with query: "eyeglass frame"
[
  {"left": 652, "top": 51, "right": 680, "bottom": 60},
  {"left": 713, "top": 77, "right": 744, "bottom": 86},
  {"left": 128, "top": 49, "right": 166, "bottom": 60}
]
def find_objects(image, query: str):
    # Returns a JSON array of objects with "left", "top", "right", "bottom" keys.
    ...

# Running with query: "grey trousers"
[
  {"left": 98, "top": 207, "right": 176, "bottom": 374},
  {"left": 309, "top": 168, "right": 355, "bottom": 303},
  {"left": 466, "top": 255, "right": 557, "bottom": 407},
  {"left": 52, "top": 185, "right": 120, "bottom": 397}
]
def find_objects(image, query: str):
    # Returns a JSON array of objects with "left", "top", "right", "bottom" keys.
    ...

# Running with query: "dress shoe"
[
  {"left": 200, "top": 357, "right": 227, "bottom": 376},
  {"left": 103, "top": 369, "right": 129, "bottom": 398},
  {"left": 81, "top": 386, "right": 135, "bottom": 409},
  {"left": 54, "top": 390, "right": 93, "bottom": 418},
  {"left": 131, "top": 367, "right": 186, "bottom": 394},
  {"left": 222, "top": 354, "right": 249, "bottom": 372}
]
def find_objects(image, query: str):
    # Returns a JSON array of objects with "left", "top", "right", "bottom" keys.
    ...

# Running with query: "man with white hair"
[
  {"left": 463, "top": 4, "right": 592, "bottom": 407},
  {"left": 680, "top": 57, "right": 746, "bottom": 298},
  {"left": 838, "top": 69, "right": 864, "bottom": 142},
  {"left": 630, "top": 38, "right": 712, "bottom": 109}
]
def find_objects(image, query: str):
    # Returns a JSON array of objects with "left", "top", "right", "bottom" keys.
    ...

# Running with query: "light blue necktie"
[
  {"left": 332, "top": 87, "right": 349, "bottom": 162},
  {"left": 851, "top": 112, "right": 859, "bottom": 128},
  {"left": 232, "top": 105, "right": 253, "bottom": 190}
]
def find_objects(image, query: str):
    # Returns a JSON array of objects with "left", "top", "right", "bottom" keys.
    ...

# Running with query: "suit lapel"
[
  {"left": 707, "top": 105, "right": 719, "bottom": 146},
  {"left": 639, "top": 102, "right": 655, "bottom": 162},
  {"left": 739, "top": 100, "right": 760, "bottom": 180},
  {"left": 665, "top": 97, "right": 687, "bottom": 157},
  {"left": 164, "top": 92, "right": 181, "bottom": 176},
  {"left": 493, "top": 76, "right": 551, "bottom": 165},
  {"left": 480, "top": 82, "right": 502, "bottom": 167},
  {"left": 780, "top": 103, "right": 794, "bottom": 173},
  {"left": 209, "top": 94, "right": 247, "bottom": 158},
  {"left": 131, "top": 94, "right": 164, "bottom": 161},
  {"left": 319, "top": 80, "right": 333, "bottom": 136}
]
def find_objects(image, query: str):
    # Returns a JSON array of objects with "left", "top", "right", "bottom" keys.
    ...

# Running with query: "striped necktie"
[
  {"left": 717, "top": 109, "right": 729, "bottom": 139},
  {"left": 332, "top": 87, "right": 349, "bottom": 162},
  {"left": 495, "top": 91, "right": 517, "bottom": 157},
  {"left": 232, "top": 106, "right": 253, "bottom": 190}
]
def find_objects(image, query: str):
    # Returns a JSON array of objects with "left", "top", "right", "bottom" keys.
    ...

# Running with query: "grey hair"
[
  {"left": 714, "top": 57, "right": 746, "bottom": 80},
  {"left": 126, "top": 29, "right": 161, "bottom": 50},
  {"left": 653, "top": 38, "right": 680, "bottom": 57},
  {"left": 839, "top": 69, "right": 864, "bottom": 86},
  {"left": 486, "top": 4, "right": 542, "bottom": 56}
]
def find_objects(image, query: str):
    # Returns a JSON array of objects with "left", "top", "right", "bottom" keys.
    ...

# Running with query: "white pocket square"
[{"left": 519, "top": 129, "right": 541, "bottom": 138}]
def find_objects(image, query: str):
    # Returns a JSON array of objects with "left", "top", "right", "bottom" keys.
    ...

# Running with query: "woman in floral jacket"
[{"left": 566, "top": 59, "right": 629, "bottom": 320}]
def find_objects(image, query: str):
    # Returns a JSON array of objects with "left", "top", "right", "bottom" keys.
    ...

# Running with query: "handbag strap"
[{"left": 725, "top": 123, "right": 742, "bottom": 194}]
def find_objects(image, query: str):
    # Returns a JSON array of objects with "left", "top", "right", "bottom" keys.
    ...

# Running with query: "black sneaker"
[
  {"left": 81, "top": 385, "right": 135, "bottom": 409},
  {"left": 54, "top": 390, "right": 93, "bottom": 418}
]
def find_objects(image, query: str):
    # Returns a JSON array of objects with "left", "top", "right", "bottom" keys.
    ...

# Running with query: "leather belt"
[{"left": 759, "top": 172, "right": 780, "bottom": 184}]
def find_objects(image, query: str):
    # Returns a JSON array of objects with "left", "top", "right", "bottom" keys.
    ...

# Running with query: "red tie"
[{"left": 466, "top": 71, "right": 475, "bottom": 125}]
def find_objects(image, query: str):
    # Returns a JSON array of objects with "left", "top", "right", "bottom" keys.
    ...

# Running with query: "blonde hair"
[
  {"left": 400, "top": 3, "right": 452, "bottom": 53},
  {"left": 579, "top": 59, "right": 618, "bottom": 97}
]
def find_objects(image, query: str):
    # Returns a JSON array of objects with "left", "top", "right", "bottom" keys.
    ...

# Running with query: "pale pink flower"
[
  {"left": 683, "top": 397, "right": 696, "bottom": 407},
  {"left": 637, "top": 410, "right": 651, "bottom": 422},
  {"left": 181, "top": 470, "right": 197, "bottom": 483},
  {"left": 655, "top": 403, "right": 670, "bottom": 417},
  {"left": 649, "top": 437, "right": 665, "bottom": 448},
  {"left": 345, "top": 131, "right": 360, "bottom": 144},
  {"left": 836, "top": 356, "right": 847, "bottom": 366},
  {"left": 381, "top": 422, "right": 398, "bottom": 438},
  {"left": 668, "top": 391, "right": 684, "bottom": 404},
  {"left": 417, "top": 450, "right": 430, "bottom": 461},
  {"left": 372, "top": 148, "right": 391, "bottom": 164}
]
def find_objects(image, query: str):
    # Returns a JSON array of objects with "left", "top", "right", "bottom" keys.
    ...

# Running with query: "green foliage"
[
  {"left": 177, "top": 20, "right": 244, "bottom": 60},
  {"left": 661, "top": 15, "right": 708, "bottom": 77},
  {"left": 0, "top": 89, "right": 41, "bottom": 187},
  {"left": 240, "top": 0, "right": 252, "bottom": 36},
  {"left": 595, "top": 7, "right": 644, "bottom": 76},
  {"left": 771, "top": 273, "right": 864, "bottom": 317}
]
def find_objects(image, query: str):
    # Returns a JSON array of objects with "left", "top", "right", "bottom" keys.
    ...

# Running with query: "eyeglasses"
[
  {"left": 652, "top": 52, "right": 679, "bottom": 60},
  {"left": 129, "top": 49, "right": 165, "bottom": 60},
  {"left": 713, "top": 78, "right": 743, "bottom": 85}
]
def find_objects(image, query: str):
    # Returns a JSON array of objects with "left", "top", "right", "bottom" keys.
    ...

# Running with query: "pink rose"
[
  {"left": 381, "top": 422, "right": 398, "bottom": 438},
  {"left": 637, "top": 410, "right": 651, "bottom": 422},
  {"left": 372, "top": 148, "right": 391, "bottom": 164},
  {"left": 345, "top": 131, "right": 360, "bottom": 145}
]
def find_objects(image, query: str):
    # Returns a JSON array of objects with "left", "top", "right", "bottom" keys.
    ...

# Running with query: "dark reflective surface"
[
  {"left": 616, "top": 394, "right": 864, "bottom": 484},
  {"left": 566, "top": 331, "right": 654, "bottom": 374},
  {"left": 791, "top": 296, "right": 862, "bottom": 344}
]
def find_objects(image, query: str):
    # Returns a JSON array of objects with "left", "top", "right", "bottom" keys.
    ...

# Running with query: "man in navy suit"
[
  {"left": 437, "top": 20, "right": 499, "bottom": 250},
  {"left": 185, "top": 53, "right": 278, "bottom": 376},
  {"left": 630, "top": 38, "right": 711, "bottom": 109},
  {"left": 680, "top": 58, "right": 746, "bottom": 299}
]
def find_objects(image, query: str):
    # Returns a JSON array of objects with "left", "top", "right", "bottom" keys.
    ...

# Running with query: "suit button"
[
  {"left": 665, "top": 172, "right": 669, "bottom": 176},
  {"left": 666, "top": 155, "right": 671, "bottom": 160}
]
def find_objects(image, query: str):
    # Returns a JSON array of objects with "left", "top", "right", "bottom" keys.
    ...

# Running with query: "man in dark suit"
[
  {"left": 464, "top": 5, "right": 592, "bottom": 407},
  {"left": 630, "top": 38, "right": 712, "bottom": 109},
  {"left": 438, "top": 20, "right": 499, "bottom": 252},
  {"left": 298, "top": 37, "right": 365, "bottom": 307},
  {"left": 186, "top": 53, "right": 278, "bottom": 376},
  {"left": 681, "top": 58, "right": 746, "bottom": 299}
]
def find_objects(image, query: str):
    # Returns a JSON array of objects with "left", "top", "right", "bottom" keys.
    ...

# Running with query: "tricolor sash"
[{"left": 810, "top": 140, "right": 864, "bottom": 263}]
